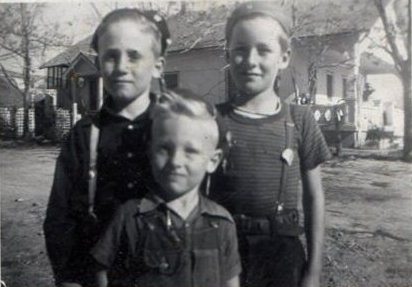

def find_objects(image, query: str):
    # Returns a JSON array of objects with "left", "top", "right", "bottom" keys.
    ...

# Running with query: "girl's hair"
[
  {"left": 225, "top": 1, "right": 291, "bottom": 53},
  {"left": 150, "top": 89, "right": 229, "bottom": 151},
  {"left": 91, "top": 8, "right": 171, "bottom": 56}
]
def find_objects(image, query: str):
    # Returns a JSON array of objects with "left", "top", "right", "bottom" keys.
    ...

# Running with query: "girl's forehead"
[
  {"left": 234, "top": 16, "right": 284, "bottom": 33},
  {"left": 105, "top": 19, "right": 148, "bottom": 33},
  {"left": 230, "top": 17, "right": 285, "bottom": 43}
]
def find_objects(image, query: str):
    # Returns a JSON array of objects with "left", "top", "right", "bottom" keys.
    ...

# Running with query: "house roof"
[
  {"left": 167, "top": 0, "right": 384, "bottom": 52},
  {"left": 0, "top": 76, "right": 24, "bottom": 107},
  {"left": 360, "top": 52, "right": 396, "bottom": 74},
  {"left": 40, "top": 0, "right": 386, "bottom": 66},
  {"left": 39, "top": 36, "right": 95, "bottom": 69},
  {"left": 62, "top": 52, "right": 98, "bottom": 77}
]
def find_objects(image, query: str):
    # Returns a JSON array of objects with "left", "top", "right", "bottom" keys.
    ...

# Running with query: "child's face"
[
  {"left": 97, "top": 20, "right": 164, "bottom": 105},
  {"left": 228, "top": 17, "right": 289, "bottom": 97},
  {"left": 150, "top": 115, "right": 222, "bottom": 199}
]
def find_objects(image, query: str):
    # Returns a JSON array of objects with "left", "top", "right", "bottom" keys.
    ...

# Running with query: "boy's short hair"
[
  {"left": 91, "top": 8, "right": 171, "bottom": 56},
  {"left": 150, "top": 89, "right": 228, "bottom": 151},
  {"left": 225, "top": 1, "right": 291, "bottom": 52}
]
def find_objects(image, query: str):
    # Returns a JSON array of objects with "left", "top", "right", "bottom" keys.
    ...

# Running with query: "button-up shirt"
[
  {"left": 44, "top": 100, "right": 155, "bottom": 284},
  {"left": 91, "top": 194, "right": 242, "bottom": 287}
]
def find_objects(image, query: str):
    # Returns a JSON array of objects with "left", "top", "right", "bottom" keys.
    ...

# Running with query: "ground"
[{"left": 1, "top": 145, "right": 411, "bottom": 287}]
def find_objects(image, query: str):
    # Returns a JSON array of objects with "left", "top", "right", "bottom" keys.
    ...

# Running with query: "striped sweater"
[{"left": 210, "top": 102, "right": 331, "bottom": 216}]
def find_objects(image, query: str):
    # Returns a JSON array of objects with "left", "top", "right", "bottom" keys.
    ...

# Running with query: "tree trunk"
[
  {"left": 20, "top": 3, "right": 32, "bottom": 140},
  {"left": 308, "top": 62, "right": 317, "bottom": 102},
  {"left": 23, "top": 49, "right": 32, "bottom": 139},
  {"left": 402, "top": 65, "right": 412, "bottom": 161}
]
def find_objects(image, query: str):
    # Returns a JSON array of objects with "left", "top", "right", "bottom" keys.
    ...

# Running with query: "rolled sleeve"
[{"left": 299, "top": 107, "right": 332, "bottom": 171}]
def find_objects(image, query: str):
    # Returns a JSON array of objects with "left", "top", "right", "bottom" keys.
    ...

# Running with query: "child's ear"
[
  {"left": 278, "top": 50, "right": 291, "bottom": 70},
  {"left": 152, "top": 56, "right": 165, "bottom": 79},
  {"left": 206, "top": 149, "right": 224, "bottom": 173}
]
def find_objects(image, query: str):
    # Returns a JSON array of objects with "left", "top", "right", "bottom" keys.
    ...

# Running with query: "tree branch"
[
  {"left": 0, "top": 42, "right": 24, "bottom": 58},
  {"left": 0, "top": 63, "right": 23, "bottom": 92},
  {"left": 374, "top": 0, "right": 405, "bottom": 72}
]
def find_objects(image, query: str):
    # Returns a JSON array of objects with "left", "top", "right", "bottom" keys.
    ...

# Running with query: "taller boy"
[
  {"left": 211, "top": 2, "right": 331, "bottom": 287},
  {"left": 43, "top": 9, "right": 170, "bottom": 287}
]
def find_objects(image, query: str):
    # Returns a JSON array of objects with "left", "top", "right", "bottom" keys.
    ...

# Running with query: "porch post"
[
  {"left": 71, "top": 73, "right": 78, "bottom": 126},
  {"left": 346, "top": 42, "right": 362, "bottom": 147},
  {"left": 97, "top": 76, "right": 104, "bottom": 110}
]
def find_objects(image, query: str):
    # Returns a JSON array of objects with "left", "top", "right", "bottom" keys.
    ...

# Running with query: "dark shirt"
[
  {"left": 211, "top": 102, "right": 331, "bottom": 216},
  {"left": 43, "top": 101, "right": 155, "bottom": 284},
  {"left": 91, "top": 194, "right": 242, "bottom": 287}
]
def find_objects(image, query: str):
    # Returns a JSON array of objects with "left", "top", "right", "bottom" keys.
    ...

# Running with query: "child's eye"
[
  {"left": 102, "top": 50, "right": 118, "bottom": 62},
  {"left": 185, "top": 147, "right": 200, "bottom": 155},
  {"left": 128, "top": 51, "right": 142, "bottom": 62},
  {"left": 257, "top": 46, "right": 272, "bottom": 55}
]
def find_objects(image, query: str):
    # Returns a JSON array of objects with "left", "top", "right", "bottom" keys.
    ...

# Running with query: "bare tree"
[
  {"left": 0, "top": 3, "right": 71, "bottom": 139},
  {"left": 374, "top": 0, "right": 411, "bottom": 161}
]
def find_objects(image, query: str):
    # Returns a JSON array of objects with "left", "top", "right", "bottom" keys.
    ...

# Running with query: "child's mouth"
[{"left": 241, "top": 72, "right": 261, "bottom": 78}]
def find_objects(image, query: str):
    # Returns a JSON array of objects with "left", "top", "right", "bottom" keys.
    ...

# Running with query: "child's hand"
[{"left": 300, "top": 272, "right": 320, "bottom": 287}]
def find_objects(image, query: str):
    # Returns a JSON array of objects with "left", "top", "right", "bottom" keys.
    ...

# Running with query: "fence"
[{"left": 0, "top": 106, "right": 72, "bottom": 142}]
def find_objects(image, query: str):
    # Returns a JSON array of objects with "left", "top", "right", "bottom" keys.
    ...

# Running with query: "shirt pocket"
[
  {"left": 193, "top": 248, "right": 220, "bottom": 287},
  {"left": 143, "top": 234, "right": 184, "bottom": 275}
]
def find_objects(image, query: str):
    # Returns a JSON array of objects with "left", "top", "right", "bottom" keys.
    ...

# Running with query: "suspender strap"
[
  {"left": 88, "top": 123, "right": 99, "bottom": 220},
  {"left": 277, "top": 104, "right": 295, "bottom": 213}
]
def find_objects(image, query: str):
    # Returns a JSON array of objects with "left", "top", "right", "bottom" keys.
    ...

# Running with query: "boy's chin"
[{"left": 157, "top": 187, "right": 193, "bottom": 202}]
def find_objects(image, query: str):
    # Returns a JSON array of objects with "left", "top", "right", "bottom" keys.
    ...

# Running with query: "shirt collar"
[
  {"left": 97, "top": 93, "right": 157, "bottom": 124},
  {"left": 138, "top": 192, "right": 234, "bottom": 222}
]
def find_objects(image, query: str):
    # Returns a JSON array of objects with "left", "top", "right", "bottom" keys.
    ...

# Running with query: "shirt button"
[
  {"left": 127, "top": 182, "right": 134, "bottom": 189},
  {"left": 185, "top": 223, "right": 190, "bottom": 228},
  {"left": 127, "top": 124, "right": 134, "bottom": 130},
  {"left": 127, "top": 152, "right": 134, "bottom": 158}
]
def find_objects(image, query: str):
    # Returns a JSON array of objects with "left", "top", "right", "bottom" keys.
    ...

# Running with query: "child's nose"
[
  {"left": 115, "top": 55, "right": 128, "bottom": 73},
  {"left": 245, "top": 48, "right": 259, "bottom": 67},
  {"left": 168, "top": 150, "right": 185, "bottom": 167}
]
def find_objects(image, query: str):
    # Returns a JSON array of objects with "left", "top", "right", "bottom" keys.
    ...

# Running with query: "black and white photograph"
[{"left": 1, "top": 0, "right": 411, "bottom": 286}]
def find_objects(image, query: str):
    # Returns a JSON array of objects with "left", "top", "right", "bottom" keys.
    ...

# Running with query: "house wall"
[
  {"left": 362, "top": 73, "right": 404, "bottom": 137},
  {"left": 56, "top": 88, "right": 71, "bottom": 109},
  {"left": 55, "top": 58, "right": 99, "bottom": 114},
  {"left": 0, "top": 78, "right": 24, "bottom": 107},
  {"left": 165, "top": 48, "right": 227, "bottom": 104},
  {"left": 316, "top": 65, "right": 352, "bottom": 104}
]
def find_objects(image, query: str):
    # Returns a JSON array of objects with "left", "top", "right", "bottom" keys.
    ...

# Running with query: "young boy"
[
  {"left": 43, "top": 8, "right": 171, "bottom": 287},
  {"left": 90, "top": 90, "right": 241, "bottom": 287},
  {"left": 210, "top": 2, "right": 331, "bottom": 287}
]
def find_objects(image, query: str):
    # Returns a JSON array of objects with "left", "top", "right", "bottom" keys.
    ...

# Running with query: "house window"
[
  {"left": 47, "top": 66, "right": 66, "bottom": 89},
  {"left": 342, "top": 77, "right": 347, "bottom": 98},
  {"left": 47, "top": 68, "right": 52, "bottom": 88},
  {"left": 383, "top": 111, "right": 388, "bottom": 125},
  {"left": 164, "top": 72, "right": 179, "bottom": 89},
  {"left": 326, "top": 74, "right": 334, "bottom": 98}
]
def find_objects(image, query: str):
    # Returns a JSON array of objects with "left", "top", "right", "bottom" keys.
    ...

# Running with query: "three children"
[
  {"left": 45, "top": 3, "right": 330, "bottom": 287},
  {"left": 210, "top": 2, "right": 331, "bottom": 287},
  {"left": 91, "top": 90, "right": 241, "bottom": 287}
]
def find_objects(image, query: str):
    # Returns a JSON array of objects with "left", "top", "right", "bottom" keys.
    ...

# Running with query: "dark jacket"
[{"left": 43, "top": 104, "right": 154, "bottom": 285}]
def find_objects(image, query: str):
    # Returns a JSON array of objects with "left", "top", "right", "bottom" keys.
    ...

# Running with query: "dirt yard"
[{"left": 1, "top": 145, "right": 411, "bottom": 287}]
